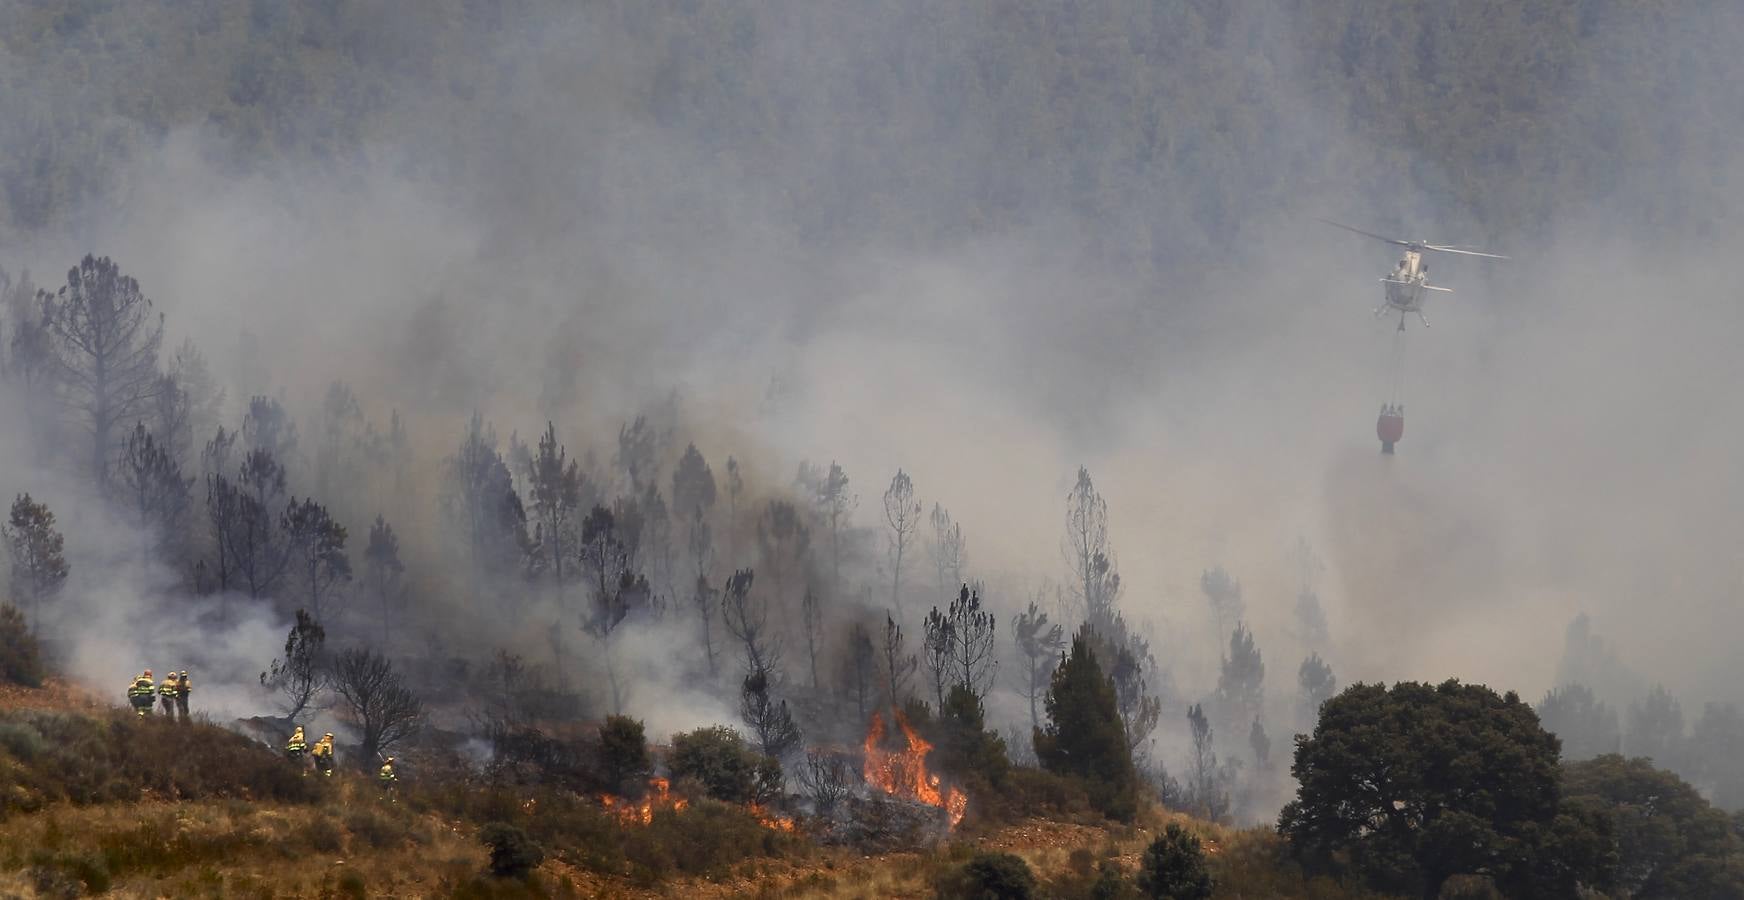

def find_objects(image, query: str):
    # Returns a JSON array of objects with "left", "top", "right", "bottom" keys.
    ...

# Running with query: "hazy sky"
[{"left": 7, "top": 1, "right": 1742, "bottom": 754}]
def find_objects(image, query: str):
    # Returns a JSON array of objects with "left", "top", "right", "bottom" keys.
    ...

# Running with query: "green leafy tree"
[
  {"left": 597, "top": 715, "right": 651, "bottom": 796},
  {"left": 1034, "top": 629, "right": 1137, "bottom": 821},
  {"left": 1563, "top": 754, "right": 1744, "bottom": 898},
  {"left": 1136, "top": 824, "right": 1213, "bottom": 900},
  {"left": 668, "top": 725, "right": 781, "bottom": 805},
  {"left": 1279, "top": 679, "right": 1598, "bottom": 897}
]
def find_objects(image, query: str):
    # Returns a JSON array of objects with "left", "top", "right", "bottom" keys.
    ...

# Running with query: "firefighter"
[
  {"left": 127, "top": 669, "right": 156, "bottom": 716},
  {"left": 311, "top": 732, "right": 336, "bottom": 777},
  {"left": 175, "top": 670, "right": 191, "bottom": 719},
  {"left": 158, "top": 671, "right": 179, "bottom": 720},
  {"left": 286, "top": 726, "right": 309, "bottom": 774},
  {"left": 378, "top": 756, "right": 398, "bottom": 800}
]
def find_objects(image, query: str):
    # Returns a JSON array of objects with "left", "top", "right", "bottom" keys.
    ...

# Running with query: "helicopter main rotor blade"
[
  {"left": 1316, "top": 218, "right": 1413, "bottom": 248},
  {"left": 1422, "top": 243, "right": 1509, "bottom": 259}
]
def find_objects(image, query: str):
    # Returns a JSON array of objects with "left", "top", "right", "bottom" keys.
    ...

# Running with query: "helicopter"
[{"left": 1318, "top": 219, "right": 1507, "bottom": 330}]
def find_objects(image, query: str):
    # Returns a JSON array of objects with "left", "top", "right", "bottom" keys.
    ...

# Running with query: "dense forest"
[{"left": 2, "top": 1, "right": 1744, "bottom": 896}]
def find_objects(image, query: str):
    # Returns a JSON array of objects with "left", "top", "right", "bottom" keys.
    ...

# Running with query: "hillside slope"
[{"left": 0, "top": 687, "right": 1370, "bottom": 899}]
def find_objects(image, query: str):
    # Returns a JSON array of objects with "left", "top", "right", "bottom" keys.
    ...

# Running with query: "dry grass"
[
  {"left": 0, "top": 779, "right": 488, "bottom": 898},
  {"left": 0, "top": 684, "right": 1384, "bottom": 898}
]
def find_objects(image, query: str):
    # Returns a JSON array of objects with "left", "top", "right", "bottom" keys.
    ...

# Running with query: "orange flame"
[
  {"left": 749, "top": 802, "right": 797, "bottom": 832},
  {"left": 862, "top": 711, "right": 969, "bottom": 828},
  {"left": 599, "top": 776, "right": 689, "bottom": 826},
  {"left": 599, "top": 777, "right": 792, "bottom": 832}
]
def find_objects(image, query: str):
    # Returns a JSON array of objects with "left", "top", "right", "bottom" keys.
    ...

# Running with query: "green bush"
[
  {"left": 935, "top": 851, "right": 1037, "bottom": 899},
  {"left": 480, "top": 821, "right": 545, "bottom": 878},
  {"left": 1137, "top": 825, "right": 1212, "bottom": 900},
  {"left": 0, "top": 604, "right": 44, "bottom": 687},
  {"left": 667, "top": 726, "right": 780, "bottom": 804}
]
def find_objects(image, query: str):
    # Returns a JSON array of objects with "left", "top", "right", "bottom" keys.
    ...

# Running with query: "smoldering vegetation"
[{"left": 0, "top": 0, "right": 1742, "bottom": 835}]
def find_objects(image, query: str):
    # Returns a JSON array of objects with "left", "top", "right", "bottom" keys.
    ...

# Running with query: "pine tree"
[
  {"left": 1216, "top": 622, "right": 1265, "bottom": 727},
  {"left": 1034, "top": 628, "right": 1137, "bottom": 821},
  {"left": 4, "top": 494, "right": 69, "bottom": 634}
]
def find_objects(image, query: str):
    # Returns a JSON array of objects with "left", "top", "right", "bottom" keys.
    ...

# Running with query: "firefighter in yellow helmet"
[
  {"left": 175, "top": 670, "right": 191, "bottom": 720},
  {"left": 378, "top": 756, "right": 398, "bottom": 801},
  {"left": 157, "top": 671, "right": 179, "bottom": 721},
  {"left": 285, "top": 726, "right": 309, "bottom": 774},
  {"left": 127, "top": 669, "right": 156, "bottom": 716},
  {"left": 311, "top": 732, "right": 336, "bottom": 777}
]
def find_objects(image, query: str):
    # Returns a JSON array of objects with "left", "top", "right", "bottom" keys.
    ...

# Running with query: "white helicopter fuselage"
[{"left": 1379, "top": 247, "right": 1450, "bottom": 322}]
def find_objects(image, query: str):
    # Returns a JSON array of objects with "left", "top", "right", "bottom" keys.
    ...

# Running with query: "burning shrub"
[
  {"left": 864, "top": 710, "right": 968, "bottom": 828},
  {"left": 934, "top": 850, "right": 1038, "bottom": 899},
  {"left": 668, "top": 726, "right": 781, "bottom": 805},
  {"left": 599, "top": 776, "right": 687, "bottom": 825},
  {"left": 479, "top": 822, "right": 544, "bottom": 878}
]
